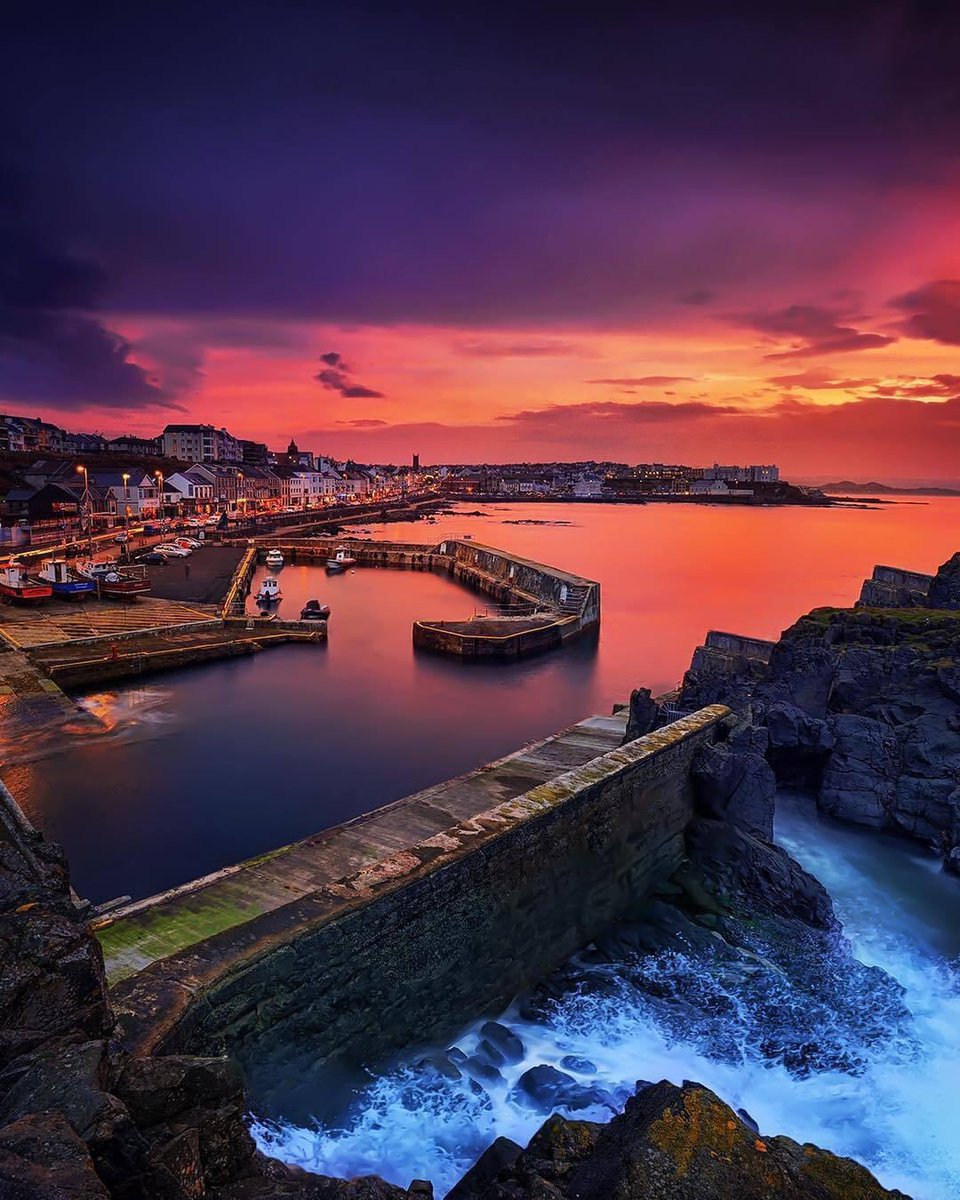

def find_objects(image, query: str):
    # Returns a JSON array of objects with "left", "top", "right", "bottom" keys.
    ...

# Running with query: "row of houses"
[
  {"left": 0, "top": 413, "right": 354, "bottom": 476},
  {"left": 2, "top": 458, "right": 398, "bottom": 524}
]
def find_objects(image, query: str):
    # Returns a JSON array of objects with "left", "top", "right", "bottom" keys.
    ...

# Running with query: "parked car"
[
  {"left": 175, "top": 537, "right": 202, "bottom": 549},
  {"left": 113, "top": 531, "right": 130, "bottom": 544},
  {"left": 136, "top": 551, "right": 168, "bottom": 565},
  {"left": 155, "top": 543, "right": 191, "bottom": 558}
]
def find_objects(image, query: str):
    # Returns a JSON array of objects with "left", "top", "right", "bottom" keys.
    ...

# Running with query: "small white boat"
[
  {"left": 265, "top": 549, "right": 284, "bottom": 570},
  {"left": 256, "top": 576, "right": 282, "bottom": 605},
  {"left": 326, "top": 546, "right": 357, "bottom": 571}
]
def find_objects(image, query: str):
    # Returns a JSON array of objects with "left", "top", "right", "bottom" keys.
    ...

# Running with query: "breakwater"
[
  {"left": 238, "top": 535, "right": 600, "bottom": 658},
  {"left": 100, "top": 705, "right": 728, "bottom": 1081}
]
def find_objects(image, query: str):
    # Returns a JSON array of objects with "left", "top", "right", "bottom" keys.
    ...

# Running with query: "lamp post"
[
  {"left": 75, "top": 464, "right": 92, "bottom": 553},
  {"left": 154, "top": 470, "right": 164, "bottom": 522},
  {"left": 122, "top": 472, "right": 131, "bottom": 520}
]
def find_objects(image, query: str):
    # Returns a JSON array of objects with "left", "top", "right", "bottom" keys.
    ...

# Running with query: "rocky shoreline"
[
  {"left": 678, "top": 551, "right": 960, "bottom": 871},
  {"left": 5, "top": 557, "right": 955, "bottom": 1197}
]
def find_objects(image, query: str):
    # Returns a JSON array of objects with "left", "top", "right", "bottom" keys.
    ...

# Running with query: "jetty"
[{"left": 95, "top": 703, "right": 729, "bottom": 1075}]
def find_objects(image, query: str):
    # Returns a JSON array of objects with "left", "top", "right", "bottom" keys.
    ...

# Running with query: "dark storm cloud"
[
  {"left": 314, "top": 354, "right": 384, "bottom": 399},
  {"left": 0, "top": 163, "right": 179, "bottom": 409},
  {"left": 735, "top": 305, "right": 896, "bottom": 359},
  {"left": 1, "top": 1, "right": 958, "bottom": 339},
  {"left": 891, "top": 280, "right": 960, "bottom": 345}
]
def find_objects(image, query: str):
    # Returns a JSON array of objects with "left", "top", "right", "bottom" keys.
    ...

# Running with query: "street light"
[
  {"left": 75, "top": 464, "right": 93, "bottom": 551},
  {"left": 154, "top": 470, "right": 164, "bottom": 521}
]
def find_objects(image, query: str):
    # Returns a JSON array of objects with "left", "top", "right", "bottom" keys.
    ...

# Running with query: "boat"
[
  {"left": 300, "top": 598, "right": 331, "bottom": 621},
  {"left": 256, "top": 576, "right": 282, "bottom": 605},
  {"left": 76, "top": 561, "right": 151, "bottom": 600},
  {"left": 0, "top": 562, "right": 52, "bottom": 605},
  {"left": 37, "top": 558, "right": 96, "bottom": 601},
  {"left": 265, "top": 549, "right": 284, "bottom": 570},
  {"left": 326, "top": 546, "right": 358, "bottom": 571}
]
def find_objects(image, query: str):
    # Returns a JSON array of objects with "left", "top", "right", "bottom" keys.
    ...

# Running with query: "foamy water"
[{"left": 253, "top": 798, "right": 960, "bottom": 1198}]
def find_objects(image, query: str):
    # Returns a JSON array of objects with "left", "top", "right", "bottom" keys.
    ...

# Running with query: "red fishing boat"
[{"left": 0, "top": 562, "right": 53, "bottom": 604}]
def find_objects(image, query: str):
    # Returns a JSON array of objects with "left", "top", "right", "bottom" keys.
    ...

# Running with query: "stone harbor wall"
[
  {"left": 156, "top": 709, "right": 728, "bottom": 1084},
  {"left": 858, "top": 563, "right": 934, "bottom": 608}
]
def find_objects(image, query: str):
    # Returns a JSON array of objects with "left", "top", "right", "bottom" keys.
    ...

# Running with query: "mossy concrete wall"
[{"left": 150, "top": 706, "right": 727, "bottom": 1088}]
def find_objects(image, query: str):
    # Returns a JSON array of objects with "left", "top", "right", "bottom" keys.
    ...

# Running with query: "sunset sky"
[{"left": 3, "top": 3, "right": 960, "bottom": 482}]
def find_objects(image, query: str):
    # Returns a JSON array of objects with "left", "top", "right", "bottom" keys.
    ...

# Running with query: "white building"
[
  {"left": 573, "top": 476, "right": 604, "bottom": 498},
  {"left": 164, "top": 470, "right": 216, "bottom": 509},
  {"left": 162, "top": 424, "right": 242, "bottom": 463}
]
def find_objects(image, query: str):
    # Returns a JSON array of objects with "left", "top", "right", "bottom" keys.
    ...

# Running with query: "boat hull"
[
  {"left": 0, "top": 582, "right": 52, "bottom": 604},
  {"left": 49, "top": 580, "right": 96, "bottom": 601}
]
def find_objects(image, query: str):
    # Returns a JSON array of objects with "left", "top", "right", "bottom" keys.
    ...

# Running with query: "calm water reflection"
[{"left": 6, "top": 498, "right": 957, "bottom": 902}]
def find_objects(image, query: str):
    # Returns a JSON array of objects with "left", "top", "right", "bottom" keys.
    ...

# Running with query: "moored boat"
[
  {"left": 300, "top": 598, "right": 331, "bottom": 620},
  {"left": 265, "top": 549, "right": 284, "bottom": 569},
  {"left": 326, "top": 546, "right": 357, "bottom": 571},
  {"left": 77, "top": 561, "right": 151, "bottom": 600},
  {"left": 0, "top": 562, "right": 52, "bottom": 605},
  {"left": 256, "top": 576, "right": 282, "bottom": 605},
  {"left": 37, "top": 558, "right": 96, "bottom": 601}
]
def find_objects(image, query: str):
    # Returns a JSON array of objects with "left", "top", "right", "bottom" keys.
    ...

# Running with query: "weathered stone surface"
[
  {"left": 0, "top": 912, "right": 111, "bottom": 1067},
  {"left": 819, "top": 714, "right": 899, "bottom": 828},
  {"left": 446, "top": 1137, "right": 524, "bottom": 1200},
  {"left": 0, "top": 1111, "right": 110, "bottom": 1199},
  {"left": 691, "top": 742, "right": 776, "bottom": 840},
  {"left": 623, "top": 687, "right": 657, "bottom": 741},
  {"left": 452, "top": 1082, "right": 904, "bottom": 1199},
  {"left": 685, "top": 818, "right": 836, "bottom": 930},
  {"left": 679, "top": 599, "right": 960, "bottom": 864},
  {"left": 115, "top": 1055, "right": 245, "bottom": 1127},
  {"left": 928, "top": 551, "right": 960, "bottom": 609}
]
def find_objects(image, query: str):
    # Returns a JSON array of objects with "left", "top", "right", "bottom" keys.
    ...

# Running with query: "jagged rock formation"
[
  {"left": 447, "top": 1081, "right": 905, "bottom": 1199},
  {"left": 0, "top": 803, "right": 408, "bottom": 1200},
  {"left": 680, "top": 554, "right": 960, "bottom": 868}
]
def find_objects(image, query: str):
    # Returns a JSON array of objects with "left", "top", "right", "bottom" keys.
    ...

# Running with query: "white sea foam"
[{"left": 253, "top": 799, "right": 960, "bottom": 1198}]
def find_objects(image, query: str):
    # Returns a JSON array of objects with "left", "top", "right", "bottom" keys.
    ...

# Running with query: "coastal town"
[{"left": 0, "top": 411, "right": 815, "bottom": 550}]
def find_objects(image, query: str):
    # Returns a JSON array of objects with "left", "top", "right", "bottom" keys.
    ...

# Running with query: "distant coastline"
[{"left": 818, "top": 480, "right": 960, "bottom": 497}]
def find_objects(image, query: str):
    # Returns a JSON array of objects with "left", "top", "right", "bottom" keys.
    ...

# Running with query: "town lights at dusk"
[{"left": 1, "top": 6, "right": 959, "bottom": 1200}]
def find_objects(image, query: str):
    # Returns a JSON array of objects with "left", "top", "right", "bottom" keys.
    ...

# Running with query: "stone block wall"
[
  {"left": 157, "top": 708, "right": 728, "bottom": 1099},
  {"left": 857, "top": 564, "right": 933, "bottom": 608}
]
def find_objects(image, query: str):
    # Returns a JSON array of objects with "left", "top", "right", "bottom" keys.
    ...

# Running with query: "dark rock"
[
  {"left": 0, "top": 1111, "right": 109, "bottom": 1199},
  {"left": 819, "top": 714, "right": 899, "bottom": 828},
  {"left": 461, "top": 1082, "right": 903, "bottom": 1198},
  {"left": 513, "top": 1067, "right": 614, "bottom": 1115},
  {"left": 446, "top": 1137, "right": 523, "bottom": 1200},
  {"left": 479, "top": 1022, "right": 525, "bottom": 1064},
  {"left": 562, "top": 1081, "right": 906, "bottom": 1199},
  {"left": 0, "top": 911, "right": 111, "bottom": 1067},
  {"left": 623, "top": 687, "right": 657, "bottom": 742},
  {"left": 114, "top": 1054, "right": 245, "bottom": 1126},
  {"left": 516, "top": 1066, "right": 577, "bottom": 1109},
  {"left": 414, "top": 1052, "right": 462, "bottom": 1080},
  {"left": 686, "top": 818, "right": 837, "bottom": 931},
  {"left": 928, "top": 551, "right": 960, "bottom": 609},
  {"left": 463, "top": 1056, "right": 502, "bottom": 1085},
  {"left": 558, "top": 1056, "right": 595, "bottom": 1074},
  {"left": 691, "top": 742, "right": 776, "bottom": 840}
]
